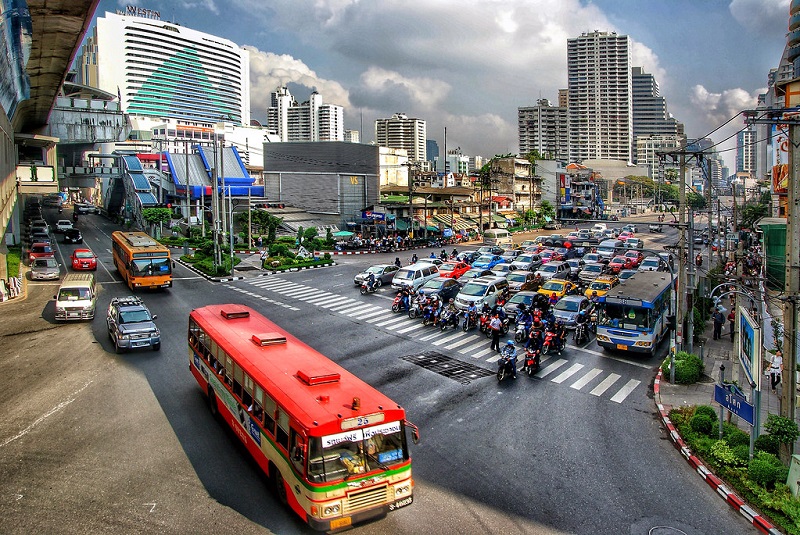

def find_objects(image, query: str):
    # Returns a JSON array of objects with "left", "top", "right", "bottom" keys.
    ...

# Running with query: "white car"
[{"left": 55, "top": 220, "right": 74, "bottom": 233}]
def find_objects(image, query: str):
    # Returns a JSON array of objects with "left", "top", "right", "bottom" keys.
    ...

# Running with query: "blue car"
[{"left": 472, "top": 254, "right": 505, "bottom": 269}]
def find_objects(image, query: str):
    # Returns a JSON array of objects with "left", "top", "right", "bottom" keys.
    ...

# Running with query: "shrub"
[
  {"left": 711, "top": 440, "right": 738, "bottom": 466},
  {"left": 723, "top": 424, "right": 751, "bottom": 448},
  {"left": 694, "top": 405, "right": 717, "bottom": 420},
  {"left": 269, "top": 243, "right": 292, "bottom": 257},
  {"left": 732, "top": 444, "right": 750, "bottom": 466},
  {"left": 748, "top": 452, "right": 786, "bottom": 489},
  {"left": 764, "top": 414, "right": 800, "bottom": 449},
  {"left": 662, "top": 351, "right": 704, "bottom": 384},
  {"left": 755, "top": 434, "right": 781, "bottom": 455},
  {"left": 690, "top": 414, "right": 714, "bottom": 436}
]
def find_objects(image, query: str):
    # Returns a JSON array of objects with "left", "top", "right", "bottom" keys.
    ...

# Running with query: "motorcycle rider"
[
  {"left": 501, "top": 340, "right": 518, "bottom": 379},
  {"left": 548, "top": 292, "right": 559, "bottom": 307},
  {"left": 442, "top": 298, "right": 458, "bottom": 327},
  {"left": 400, "top": 287, "right": 412, "bottom": 312},
  {"left": 574, "top": 309, "right": 590, "bottom": 342},
  {"left": 411, "top": 253, "right": 418, "bottom": 264},
  {"left": 394, "top": 257, "right": 402, "bottom": 268},
  {"left": 366, "top": 270, "right": 377, "bottom": 291},
  {"left": 451, "top": 248, "right": 458, "bottom": 259},
  {"left": 517, "top": 307, "right": 533, "bottom": 340},
  {"left": 551, "top": 320, "right": 567, "bottom": 353},
  {"left": 526, "top": 317, "right": 545, "bottom": 351},
  {"left": 465, "top": 301, "right": 478, "bottom": 329}
]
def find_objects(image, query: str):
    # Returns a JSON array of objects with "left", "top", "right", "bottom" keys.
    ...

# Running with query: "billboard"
[
  {"left": 771, "top": 124, "right": 789, "bottom": 195},
  {"left": 738, "top": 307, "right": 762, "bottom": 390}
]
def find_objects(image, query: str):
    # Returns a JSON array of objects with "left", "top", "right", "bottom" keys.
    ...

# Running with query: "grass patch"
[{"left": 6, "top": 245, "right": 21, "bottom": 278}]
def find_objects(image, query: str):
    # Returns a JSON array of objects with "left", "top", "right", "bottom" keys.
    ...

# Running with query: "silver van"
[
  {"left": 454, "top": 276, "right": 509, "bottom": 311},
  {"left": 483, "top": 228, "right": 513, "bottom": 248},
  {"left": 54, "top": 273, "right": 97, "bottom": 321},
  {"left": 391, "top": 262, "right": 440, "bottom": 291},
  {"left": 596, "top": 239, "right": 624, "bottom": 261}
]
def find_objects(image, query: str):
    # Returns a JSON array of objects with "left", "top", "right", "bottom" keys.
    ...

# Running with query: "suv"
[
  {"left": 106, "top": 296, "right": 161, "bottom": 353},
  {"left": 454, "top": 276, "right": 509, "bottom": 311},
  {"left": 533, "top": 261, "right": 571, "bottom": 281}
]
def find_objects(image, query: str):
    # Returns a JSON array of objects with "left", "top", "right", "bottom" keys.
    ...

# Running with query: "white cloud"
[
  {"left": 729, "top": 0, "right": 790, "bottom": 35},
  {"left": 356, "top": 67, "right": 451, "bottom": 111},
  {"left": 689, "top": 85, "right": 761, "bottom": 128}
]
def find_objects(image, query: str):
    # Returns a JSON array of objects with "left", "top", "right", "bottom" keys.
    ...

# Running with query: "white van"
[
  {"left": 591, "top": 223, "right": 608, "bottom": 233},
  {"left": 596, "top": 239, "right": 624, "bottom": 260},
  {"left": 483, "top": 228, "right": 513, "bottom": 248},
  {"left": 391, "top": 262, "right": 440, "bottom": 291},
  {"left": 54, "top": 273, "right": 97, "bottom": 321}
]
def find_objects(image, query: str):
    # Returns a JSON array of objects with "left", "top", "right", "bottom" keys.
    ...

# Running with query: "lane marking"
[
  {"left": 590, "top": 373, "right": 621, "bottom": 396},
  {"left": 551, "top": 363, "right": 585, "bottom": 384},
  {"left": 570, "top": 368, "right": 603, "bottom": 390},
  {"left": 536, "top": 359, "right": 568, "bottom": 378},
  {"left": 610, "top": 379, "right": 641, "bottom": 403}
]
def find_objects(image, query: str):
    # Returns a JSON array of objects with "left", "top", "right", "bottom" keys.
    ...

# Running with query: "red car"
[
  {"left": 28, "top": 242, "right": 54, "bottom": 264},
  {"left": 623, "top": 250, "right": 644, "bottom": 268},
  {"left": 618, "top": 231, "right": 634, "bottom": 242},
  {"left": 70, "top": 248, "right": 98, "bottom": 271},
  {"left": 539, "top": 249, "right": 555, "bottom": 262},
  {"left": 438, "top": 261, "right": 471, "bottom": 279},
  {"left": 608, "top": 255, "right": 633, "bottom": 273}
]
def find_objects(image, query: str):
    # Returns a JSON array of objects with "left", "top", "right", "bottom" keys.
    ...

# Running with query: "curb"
[
  {"left": 654, "top": 369, "right": 781, "bottom": 535},
  {"left": 176, "top": 258, "right": 336, "bottom": 282}
]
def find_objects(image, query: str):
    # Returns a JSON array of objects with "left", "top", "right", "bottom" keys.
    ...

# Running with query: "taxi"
[
  {"left": 537, "top": 278, "right": 578, "bottom": 299},
  {"left": 584, "top": 275, "right": 620, "bottom": 298}
]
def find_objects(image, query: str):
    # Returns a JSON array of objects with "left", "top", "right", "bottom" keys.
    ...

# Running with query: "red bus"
[{"left": 188, "top": 304, "right": 418, "bottom": 531}]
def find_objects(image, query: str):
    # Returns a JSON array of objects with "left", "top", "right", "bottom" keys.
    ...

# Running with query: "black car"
[
  {"left": 418, "top": 277, "right": 461, "bottom": 302},
  {"left": 63, "top": 228, "right": 83, "bottom": 244}
]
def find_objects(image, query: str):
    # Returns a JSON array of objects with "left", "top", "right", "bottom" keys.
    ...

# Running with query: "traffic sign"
[{"left": 714, "top": 383, "right": 754, "bottom": 426}]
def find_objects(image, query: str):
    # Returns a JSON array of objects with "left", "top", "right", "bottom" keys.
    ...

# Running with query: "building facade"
[
  {"left": 267, "top": 87, "right": 344, "bottom": 142},
  {"left": 736, "top": 128, "right": 757, "bottom": 173},
  {"left": 375, "top": 113, "right": 426, "bottom": 162},
  {"left": 518, "top": 98, "right": 568, "bottom": 160},
  {"left": 567, "top": 31, "right": 632, "bottom": 163},
  {"left": 76, "top": 10, "right": 250, "bottom": 126},
  {"left": 631, "top": 67, "right": 681, "bottom": 163}
]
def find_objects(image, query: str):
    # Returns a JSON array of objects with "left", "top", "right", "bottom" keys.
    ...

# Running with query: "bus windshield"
[
  {"left": 131, "top": 257, "right": 171, "bottom": 277},
  {"left": 308, "top": 422, "right": 408, "bottom": 483},
  {"left": 599, "top": 303, "right": 651, "bottom": 331}
]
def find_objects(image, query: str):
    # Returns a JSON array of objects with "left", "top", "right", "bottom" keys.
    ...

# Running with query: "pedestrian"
[
  {"left": 712, "top": 308, "right": 724, "bottom": 340},
  {"left": 727, "top": 310, "right": 735, "bottom": 342},
  {"left": 260, "top": 248, "right": 267, "bottom": 269},
  {"left": 489, "top": 314, "right": 502, "bottom": 352},
  {"left": 257, "top": 236, "right": 263, "bottom": 248},
  {"left": 769, "top": 350, "right": 783, "bottom": 393}
]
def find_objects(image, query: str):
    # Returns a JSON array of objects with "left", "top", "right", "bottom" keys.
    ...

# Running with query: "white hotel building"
[{"left": 75, "top": 9, "right": 250, "bottom": 127}]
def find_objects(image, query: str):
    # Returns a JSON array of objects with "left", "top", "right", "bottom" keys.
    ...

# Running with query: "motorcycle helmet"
[{"left": 506, "top": 340, "right": 514, "bottom": 346}]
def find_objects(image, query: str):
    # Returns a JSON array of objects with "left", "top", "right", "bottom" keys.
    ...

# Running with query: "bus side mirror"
[{"left": 406, "top": 420, "right": 420, "bottom": 445}]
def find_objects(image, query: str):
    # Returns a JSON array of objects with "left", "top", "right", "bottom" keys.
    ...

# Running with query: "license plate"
[
  {"left": 330, "top": 517, "right": 352, "bottom": 529},
  {"left": 68, "top": 313, "right": 79, "bottom": 318},
  {"left": 616, "top": 343, "right": 628, "bottom": 350}
]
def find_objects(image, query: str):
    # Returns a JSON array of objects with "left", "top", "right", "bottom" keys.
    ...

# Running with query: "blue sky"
[{"left": 94, "top": 0, "right": 791, "bottom": 170}]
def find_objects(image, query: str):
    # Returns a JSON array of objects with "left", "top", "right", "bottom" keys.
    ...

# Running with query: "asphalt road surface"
[{"left": 0, "top": 212, "right": 753, "bottom": 534}]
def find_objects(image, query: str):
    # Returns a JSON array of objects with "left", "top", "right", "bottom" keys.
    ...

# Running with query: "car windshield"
[
  {"left": 366, "top": 266, "right": 384, "bottom": 274},
  {"left": 120, "top": 309, "right": 153, "bottom": 323},
  {"left": 422, "top": 280, "right": 444, "bottom": 290},
  {"left": 509, "top": 293, "right": 534, "bottom": 306},
  {"left": 460, "top": 283, "right": 488, "bottom": 296},
  {"left": 642, "top": 259, "right": 659, "bottom": 267},
  {"left": 462, "top": 269, "right": 482, "bottom": 277},
  {"left": 307, "top": 422, "right": 408, "bottom": 483},
  {"left": 590, "top": 281, "right": 611, "bottom": 290},
  {"left": 516, "top": 255, "right": 533, "bottom": 262},
  {"left": 585, "top": 265, "right": 602, "bottom": 272},
  {"left": 440, "top": 263, "right": 457, "bottom": 271},
  {"left": 75, "top": 251, "right": 94, "bottom": 259},
  {"left": 33, "top": 258, "right": 57, "bottom": 268},
  {"left": 475, "top": 256, "right": 493, "bottom": 263},
  {"left": 555, "top": 299, "right": 581, "bottom": 312},
  {"left": 542, "top": 281, "right": 564, "bottom": 291},
  {"left": 58, "top": 288, "right": 90, "bottom": 300},
  {"left": 541, "top": 264, "right": 557, "bottom": 273},
  {"left": 131, "top": 257, "right": 171, "bottom": 277},
  {"left": 32, "top": 245, "right": 52, "bottom": 253},
  {"left": 507, "top": 273, "right": 528, "bottom": 283}
]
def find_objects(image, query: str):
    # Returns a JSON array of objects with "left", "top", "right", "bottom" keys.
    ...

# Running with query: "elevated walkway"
[{"left": 163, "top": 145, "right": 264, "bottom": 198}]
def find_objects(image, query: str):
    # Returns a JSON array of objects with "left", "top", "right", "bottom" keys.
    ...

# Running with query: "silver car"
[
  {"left": 30, "top": 257, "right": 60, "bottom": 280},
  {"left": 353, "top": 264, "right": 399, "bottom": 287},
  {"left": 552, "top": 295, "right": 591, "bottom": 328}
]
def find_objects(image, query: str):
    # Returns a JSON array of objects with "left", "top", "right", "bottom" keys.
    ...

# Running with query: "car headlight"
[
  {"left": 323, "top": 502, "right": 341, "bottom": 516},
  {"left": 395, "top": 484, "right": 411, "bottom": 497},
  {"left": 118, "top": 333, "right": 131, "bottom": 339}
]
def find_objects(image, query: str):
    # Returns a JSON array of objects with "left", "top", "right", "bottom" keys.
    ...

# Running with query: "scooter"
[
  {"left": 574, "top": 322, "right": 590, "bottom": 345},
  {"left": 541, "top": 330, "right": 563, "bottom": 356},
  {"left": 439, "top": 308, "right": 460, "bottom": 331},
  {"left": 522, "top": 347, "right": 541, "bottom": 377},
  {"left": 514, "top": 322, "right": 530, "bottom": 344},
  {"left": 391, "top": 291, "right": 409, "bottom": 313},
  {"left": 408, "top": 296, "right": 426, "bottom": 319},
  {"left": 360, "top": 280, "right": 378, "bottom": 295},
  {"left": 462, "top": 310, "right": 478, "bottom": 332},
  {"left": 496, "top": 348, "right": 517, "bottom": 382},
  {"left": 421, "top": 304, "right": 438, "bottom": 326}
]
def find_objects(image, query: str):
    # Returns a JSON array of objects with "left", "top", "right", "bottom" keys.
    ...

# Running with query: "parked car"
[
  {"left": 437, "top": 261, "right": 471, "bottom": 279},
  {"left": 505, "top": 270, "right": 537, "bottom": 293},
  {"left": 553, "top": 295, "right": 592, "bottom": 327},
  {"left": 30, "top": 257, "right": 60, "bottom": 280},
  {"left": 106, "top": 296, "right": 161, "bottom": 353},
  {"left": 55, "top": 220, "right": 74, "bottom": 233},
  {"left": 28, "top": 242, "right": 54, "bottom": 264},
  {"left": 457, "top": 268, "right": 493, "bottom": 285},
  {"left": 353, "top": 264, "right": 399, "bottom": 287},
  {"left": 70, "top": 248, "right": 98, "bottom": 271},
  {"left": 472, "top": 254, "right": 505, "bottom": 270},
  {"left": 27, "top": 231, "right": 51, "bottom": 245},
  {"left": 63, "top": 228, "right": 83, "bottom": 244},
  {"left": 418, "top": 277, "right": 462, "bottom": 302}
]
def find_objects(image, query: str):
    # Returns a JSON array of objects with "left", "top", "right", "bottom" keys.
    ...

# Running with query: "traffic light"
[{"left": 666, "top": 314, "right": 676, "bottom": 331}]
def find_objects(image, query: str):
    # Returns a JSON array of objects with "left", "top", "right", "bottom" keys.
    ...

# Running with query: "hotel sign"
[{"left": 118, "top": 5, "right": 161, "bottom": 20}]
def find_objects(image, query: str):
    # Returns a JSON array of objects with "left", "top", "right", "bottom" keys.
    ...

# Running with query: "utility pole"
[
  {"left": 687, "top": 206, "right": 696, "bottom": 354},
  {"left": 211, "top": 136, "right": 220, "bottom": 268},
  {"left": 677, "top": 152, "right": 687, "bottom": 353},
  {"left": 185, "top": 140, "right": 190, "bottom": 223}
]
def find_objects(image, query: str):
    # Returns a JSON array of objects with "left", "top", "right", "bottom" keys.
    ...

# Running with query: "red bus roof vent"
[
  {"left": 297, "top": 369, "right": 341, "bottom": 386},
  {"left": 220, "top": 306, "right": 250, "bottom": 319},
  {"left": 251, "top": 332, "right": 287, "bottom": 346}
]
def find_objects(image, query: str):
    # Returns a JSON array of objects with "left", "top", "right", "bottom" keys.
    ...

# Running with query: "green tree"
[
  {"left": 687, "top": 191, "right": 707, "bottom": 210},
  {"left": 302, "top": 226, "right": 318, "bottom": 246},
  {"left": 141, "top": 207, "right": 172, "bottom": 225}
]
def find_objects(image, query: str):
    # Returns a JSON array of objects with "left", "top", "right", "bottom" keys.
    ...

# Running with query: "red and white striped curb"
[{"left": 654, "top": 369, "right": 781, "bottom": 534}]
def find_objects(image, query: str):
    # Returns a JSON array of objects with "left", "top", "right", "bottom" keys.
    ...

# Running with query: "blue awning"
[{"left": 137, "top": 192, "right": 158, "bottom": 206}]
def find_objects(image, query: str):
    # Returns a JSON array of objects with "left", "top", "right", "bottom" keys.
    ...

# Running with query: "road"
[{"left": 0, "top": 211, "right": 753, "bottom": 534}]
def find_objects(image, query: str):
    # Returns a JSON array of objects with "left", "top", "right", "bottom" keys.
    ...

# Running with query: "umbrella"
[{"left": 332, "top": 230, "right": 354, "bottom": 237}]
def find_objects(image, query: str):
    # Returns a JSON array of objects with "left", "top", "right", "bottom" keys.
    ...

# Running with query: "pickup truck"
[{"left": 106, "top": 296, "right": 161, "bottom": 353}]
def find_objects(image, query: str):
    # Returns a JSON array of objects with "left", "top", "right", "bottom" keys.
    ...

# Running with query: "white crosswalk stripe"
[
  {"left": 418, "top": 330, "right": 450, "bottom": 342},
  {"left": 433, "top": 331, "right": 471, "bottom": 346},
  {"left": 570, "top": 368, "right": 603, "bottom": 390},
  {"left": 444, "top": 334, "right": 481, "bottom": 350},
  {"left": 271, "top": 285, "right": 305, "bottom": 294},
  {"left": 460, "top": 340, "right": 488, "bottom": 354},
  {"left": 350, "top": 309, "right": 385, "bottom": 320},
  {"left": 374, "top": 316, "right": 410, "bottom": 328},
  {"left": 320, "top": 297, "right": 354, "bottom": 308},
  {"left": 551, "top": 363, "right": 585, "bottom": 384},
  {"left": 476, "top": 348, "right": 498, "bottom": 361},
  {"left": 328, "top": 301, "right": 369, "bottom": 314},
  {"left": 393, "top": 322, "right": 427, "bottom": 334},
  {"left": 536, "top": 359, "right": 568, "bottom": 378},
  {"left": 590, "top": 373, "right": 621, "bottom": 396},
  {"left": 335, "top": 303, "right": 376, "bottom": 315},
  {"left": 610, "top": 379, "right": 640, "bottom": 403},
  {"left": 285, "top": 288, "right": 319, "bottom": 298},
  {"left": 303, "top": 294, "right": 337, "bottom": 305}
]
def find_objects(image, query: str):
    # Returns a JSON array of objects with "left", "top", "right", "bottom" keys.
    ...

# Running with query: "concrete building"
[
  {"left": 518, "top": 98, "right": 568, "bottom": 160},
  {"left": 426, "top": 139, "right": 439, "bottom": 165},
  {"left": 636, "top": 134, "right": 681, "bottom": 179},
  {"left": 344, "top": 129, "right": 360, "bottom": 143},
  {"left": 267, "top": 87, "right": 344, "bottom": 142},
  {"left": 375, "top": 113, "right": 426, "bottom": 162},
  {"left": 736, "top": 128, "right": 757, "bottom": 173},
  {"left": 567, "top": 31, "right": 633, "bottom": 163},
  {"left": 631, "top": 67, "right": 681, "bottom": 163},
  {"left": 76, "top": 9, "right": 250, "bottom": 126}
]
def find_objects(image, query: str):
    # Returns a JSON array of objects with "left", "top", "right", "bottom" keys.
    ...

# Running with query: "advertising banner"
[{"left": 738, "top": 307, "right": 761, "bottom": 389}]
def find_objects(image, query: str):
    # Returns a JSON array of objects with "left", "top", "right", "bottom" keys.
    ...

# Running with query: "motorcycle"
[
  {"left": 462, "top": 310, "right": 478, "bottom": 332},
  {"left": 514, "top": 322, "right": 530, "bottom": 344},
  {"left": 391, "top": 291, "right": 406, "bottom": 313},
  {"left": 408, "top": 296, "right": 426, "bottom": 319},
  {"left": 541, "top": 330, "right": 563, "bottom": 356},
  {"left": 574, "top": 322, "right": 590, "bottom": 345},
  {"left": 496, "top": 348, "right": 517, "bottom": 382},
  {"left": 421, "top": 303, "right": 438, "bottom": 326},
  {"left": 360, "top": 280, "right": 378, "bottom": 295},
  {"left": 522, "top": 347, "right": 541, "bottom": 377},
  {"left": 484, "top": 315, "right": 510, "bottom": 338},
  {"left": 439, "top": 308, "right": 460, "bottom": 331}
]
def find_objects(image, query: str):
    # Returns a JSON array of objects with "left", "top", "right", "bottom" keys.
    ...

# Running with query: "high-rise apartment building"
[
  {"left": 426, "top": 139, "right": 439, "bottom": 164},
  {"left": 736, "top": 128, "right": 756, "bottom": 173},
  {"left": 631, "top": 67, "right": 680, "bottom": 163},
  {"left": 76, "top": 9, "right": 250, "bottom": 125},
  {"left": 267, "top": 87, "right": 344, "bottom": 142},
  {"left": 344, "top": 130, "right": 360, "bottom": 143},
  {"left": 518, "top": 99, "right": 568, "bottom": 160},
  {"left": 566, "top": 31, "right": 632, "bottom": 163},
  {"left": 375, "top": 113, "right": 426, "bottom": 162}
]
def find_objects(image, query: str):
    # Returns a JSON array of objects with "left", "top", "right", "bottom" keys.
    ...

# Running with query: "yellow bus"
[{"left": 111, "top": 231, "right": 173, "bottom": 289}]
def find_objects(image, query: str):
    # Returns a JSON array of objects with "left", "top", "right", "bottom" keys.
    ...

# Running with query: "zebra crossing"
[{"left": 237, "top": 277, "right": 642, "bottom": 404}]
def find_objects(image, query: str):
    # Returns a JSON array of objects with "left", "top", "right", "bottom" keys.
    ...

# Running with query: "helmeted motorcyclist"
[
  {"left": 526, "top": 318, "right": 545, "bottom": 351},
  {"left": 394, "top": 257, "right": 402, "bottom": 268},
  {"left": 501, "top": 340, "right": 518, "bottom": 379},
  {"left": 548, "top": 292, "right": 559, "bottom": 306},
  {"left": 366, "top": 271, "right": 376, "bottom": 291},
  {"left": 465, "top": 301, "right": 478, "bottom": 328},
  {"left": 552, "top": 320, "right": 567, "bottom": 353}
]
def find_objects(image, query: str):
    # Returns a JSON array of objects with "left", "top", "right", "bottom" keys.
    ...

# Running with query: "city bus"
[
  {"left": 188, "top": 304, "right": 418, "bottom": 531},
  {"left": 111, "top": 231, "right": 173, "bottom": 290},
  {"left": 595, "top": 271, "right": 674, "bottom": 356}
]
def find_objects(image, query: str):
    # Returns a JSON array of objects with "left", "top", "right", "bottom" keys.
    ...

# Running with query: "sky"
[{"left": 93, "top": 0, "right": 792, "bottom": 170}]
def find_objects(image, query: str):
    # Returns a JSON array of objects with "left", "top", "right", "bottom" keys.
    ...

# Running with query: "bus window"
[
  {"left": 132, "top": 257, "right": 171, "bottom": 277},
  {"left": 242, "top": 374, "right": 254, "bottom": 408},
  {"left": 262, "top": 394, "right": 276, "bottom": 434},
  {"left": 276, "top": 409, "right": 290, "bottom": 449},
  {"left": 233, "top": 363, "right": 243, "bottom": 399}
]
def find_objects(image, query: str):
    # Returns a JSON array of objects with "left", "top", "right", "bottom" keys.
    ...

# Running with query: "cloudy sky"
[{"left": 95, "top": 0, "right": 790, "bottom": 170}]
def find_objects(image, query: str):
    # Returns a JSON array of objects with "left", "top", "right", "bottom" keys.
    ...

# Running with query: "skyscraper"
[
  {"left": 375, "top": 113, "right": 426, "bottom": 162},
  {"left": 631, "top": 67, "right": 680, "bottom": 162},
  {"left": 267, "top": 87, "right": 344, "bottom": 142},
  {"left": 566, "top": 31, "right": 632, "bottom": 163},
  {"left": 76, "top": 9, "right": 250, "bottom": 125},
  {"left": 518, "top": 98, "right": 568, "bottom": 160},
  {"left": 736, "top": 128, "right": 756, "bottom": 173}
]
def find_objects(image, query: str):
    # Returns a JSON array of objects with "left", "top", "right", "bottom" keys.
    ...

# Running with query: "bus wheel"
[
  {"left": 207, "top": 388, "right": 219, "bottom": 418},
  {"left": 273, "top": 469, "right": 288, "bottom": 505}
]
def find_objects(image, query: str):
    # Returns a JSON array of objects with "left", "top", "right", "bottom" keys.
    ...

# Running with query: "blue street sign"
[{"left": 714, "top": 383, "right": 754, "bottom": 426}]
